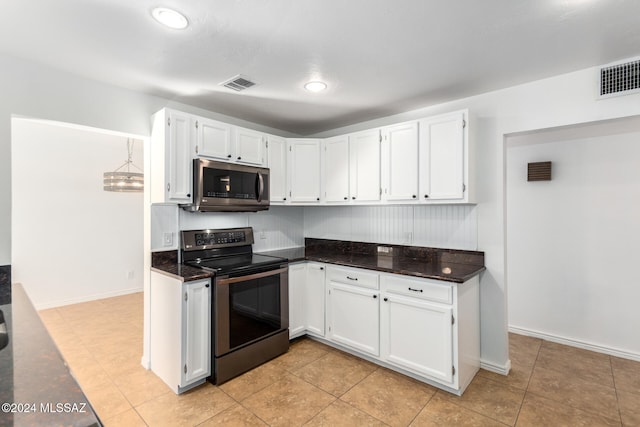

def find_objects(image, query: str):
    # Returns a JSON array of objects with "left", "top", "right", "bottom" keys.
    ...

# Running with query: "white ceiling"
[{"left": 1, "top": 0, "right": 639, "bottom": 135}]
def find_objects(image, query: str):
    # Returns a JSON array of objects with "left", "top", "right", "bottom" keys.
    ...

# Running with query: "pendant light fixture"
[{"left": 103, "top": 139, "right": 144, "bottom": 192}]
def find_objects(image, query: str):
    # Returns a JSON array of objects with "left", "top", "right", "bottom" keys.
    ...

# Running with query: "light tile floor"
[{"left": 38, "top": 292, "right": 640, "bottom": 426}]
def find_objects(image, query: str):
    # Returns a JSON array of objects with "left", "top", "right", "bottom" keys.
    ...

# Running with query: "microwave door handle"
[{"left": 256, "top": 172, "right": 264, "bottom": 202}]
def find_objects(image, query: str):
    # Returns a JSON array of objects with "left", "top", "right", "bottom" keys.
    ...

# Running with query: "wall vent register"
[
  {"left": 527, "top": 161, "right": 552, "bottom": 182},
  {"left": 599, "top": 58, "right": 640, "bottom": 97}
]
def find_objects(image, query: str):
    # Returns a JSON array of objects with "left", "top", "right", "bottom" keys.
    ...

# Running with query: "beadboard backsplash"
[
  {"left": 179, "top": 205, "right": 305, "bottom": 252},
  {"left": 304, "top": 205, "right": 477, "bottom": 250},
  {"left": 153, "top": 204, "right": 477, "bottom": 252}
]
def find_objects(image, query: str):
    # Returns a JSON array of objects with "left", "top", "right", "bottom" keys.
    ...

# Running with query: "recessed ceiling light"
[
  {"left": 304, "top": 81, "right": 327, "bottom": 92},
  {"left": 151, "top": 7, "right": 189, "bottom": 30}
]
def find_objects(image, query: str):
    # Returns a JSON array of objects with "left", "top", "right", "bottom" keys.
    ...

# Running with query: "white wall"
[
  {"left": 304, "top": 205, "right": 477, "bottom": 250},
  {"left": 507, "top": 118, "right": 640, "bottom": 359},
  {"left": 0, "top": 53, "right": 297, "bottom": 266},
  {"left": 150, "top": 204, "right": 305, "bottom": 253},
  {"left": 12, "top": 119, "right": 144, "bottom": 308}
]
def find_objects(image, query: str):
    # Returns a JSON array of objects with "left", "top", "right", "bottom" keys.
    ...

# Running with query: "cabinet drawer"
[
  {"left": 326, "top": 266, "right": 379, "bottom": 290},
  {"left": 381, "top": 274, "right": 452, "bottom": 304}
]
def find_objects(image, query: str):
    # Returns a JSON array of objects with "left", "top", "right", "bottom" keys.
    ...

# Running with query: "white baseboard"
[
  {"left": 480, "top": 358, "right": 511, "bottom": 376},
  {"left": 35, "top": 286, "right": 143, "bottom": 310},
  {"left": 509, "top": 326, "right": 640, "bottom": 362}
]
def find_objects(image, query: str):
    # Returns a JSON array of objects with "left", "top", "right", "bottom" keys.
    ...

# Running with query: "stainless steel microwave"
[{"left": 184, "top": 159, "right": 270, "bottom": 212}]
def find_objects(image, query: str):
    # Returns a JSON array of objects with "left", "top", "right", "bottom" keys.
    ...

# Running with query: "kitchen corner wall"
[
  {"left": 180, "top": 206, "right": 304, "bottom": 252},
  {"left": 152, "top": 204, "right": 475, "bottom": 253},
  {"left": 150, "top": 206, "right": 305, "bottom": 253},
  {"left": 304, "top": 205, "right": 477, "bottom": 250}
]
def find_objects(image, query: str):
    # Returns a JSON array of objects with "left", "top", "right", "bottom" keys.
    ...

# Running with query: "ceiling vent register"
[
  {"left": 221, "top": 75, "right": 256, "bottom": 92},
  {"left": 599, "top": 58, "right": 640, "bottom": 98}
]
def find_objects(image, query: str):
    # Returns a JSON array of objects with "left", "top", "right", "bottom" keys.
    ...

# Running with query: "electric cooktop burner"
[{"left": 187, "top": 253, "right": 285, "bottom": 274}]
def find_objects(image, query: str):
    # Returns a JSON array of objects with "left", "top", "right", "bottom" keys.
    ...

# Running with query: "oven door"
[{"left": 214, "top": 265, "right": 288, "bottom": 356}]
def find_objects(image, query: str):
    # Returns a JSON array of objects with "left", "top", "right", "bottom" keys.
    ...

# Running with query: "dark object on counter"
[{"left": 0, "top": 309, "right": 7, "bottom": 352}]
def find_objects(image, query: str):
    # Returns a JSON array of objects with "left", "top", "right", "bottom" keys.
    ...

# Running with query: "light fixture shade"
[
  {"left": 103, "top": 172, "right": 144, "bottom": 192},
  {"left": 103, "top": 138, "right": 144, "bottom": 192}
]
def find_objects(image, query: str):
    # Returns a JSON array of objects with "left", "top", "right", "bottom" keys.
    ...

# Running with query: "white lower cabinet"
[
  {"left": 305, "top": 262, "right": 326, "bottom": 337},
  {"left": 380, "top": 290, "right": 454, "bottom": 383},
  {"left": 290, "top": 261, "right": 480, "bottom": 395},
  {"left": 326, "top": 266, "right": 379, "bottom": 356},
  {"left": 380, "top": 273, "right": 479, "bottom": 392},
  {"left": 288, "top": 263, "right": 306, "bottom": 338},
  {"left": 150, "top": 271, "right": 211, "bottom": 394}
]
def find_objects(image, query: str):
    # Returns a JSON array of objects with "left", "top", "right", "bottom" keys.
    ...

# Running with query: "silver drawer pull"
[
  {"left": 346, "top": 276, "right": 358, "bottom": 281},
  {"left": 408, "top": 287, "right": 423, "bottom": 293}
]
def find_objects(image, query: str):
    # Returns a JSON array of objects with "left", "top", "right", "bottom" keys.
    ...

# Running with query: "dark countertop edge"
[
  {"left": 303, "top": 257, "right": 485, "bottom": 283},
  {"left": 257, "top": 247, "right": 485, "bottom": 283},
  {"left": 150, "top": 265, "right": 213, "bottom": 282}
]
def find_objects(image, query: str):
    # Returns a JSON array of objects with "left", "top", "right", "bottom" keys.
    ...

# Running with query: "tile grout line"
[
  {"left": 609, "top": 355, "right": 624, "bottom": 425},
  {"left": 512, "top": 339, "right": 544, "bottom": 426}
]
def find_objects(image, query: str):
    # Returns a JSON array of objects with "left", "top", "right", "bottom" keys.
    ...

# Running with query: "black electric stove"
[{"left": 181, "top": 227, "right": 290, "bottom": 385}]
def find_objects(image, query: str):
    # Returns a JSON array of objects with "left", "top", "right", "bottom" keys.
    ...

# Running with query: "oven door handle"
[
  {"left": 217, "top": 266, "right": 287, "bottom": 285},
  {"left": 256, "top": 172, "right": 264, "bottom": 202}
]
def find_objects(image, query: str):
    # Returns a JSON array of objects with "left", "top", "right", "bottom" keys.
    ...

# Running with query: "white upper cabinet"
[
  {"left": 349, "top": 129, "right": 381, "bottom": 202},
  {"left": 323, "top": 135, "right": 350, "bottom": 202},
  {"left": 150, "top": 109, "right": 193, "bottom": 204},
  {"left": 288, "top": 139, "right": 322, "bottom": 203},
  {"left": 381, "top": 121, "right": 419, "bottom": 202},
  {"left": 193, "top": 120, "right": 264, "bottom": 166},
  {"left": 235, "top": 127, "right": 265, "bottom": 166},
  {"left": 195, "top": 118, "right": 233, "bottom": 161},
  {"left": 419, "top": 110, "right": 467, "bottom": 202},
  {"left": 266, "top": 135, "right": 288, "bottom": 203}
]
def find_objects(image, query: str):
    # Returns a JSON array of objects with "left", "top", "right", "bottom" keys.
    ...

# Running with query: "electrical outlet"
[
  {"left": 404, "top": 232, "right": 413, "bottom": 244},
  {"left": 260, "top": 231, "right": 267, "bottom": 240},
  {"left": 126, "top": 270, "right": 134, "bottom": 280},
  {"left": 163, "top": 232, "right": 173, "bottom": 246}
]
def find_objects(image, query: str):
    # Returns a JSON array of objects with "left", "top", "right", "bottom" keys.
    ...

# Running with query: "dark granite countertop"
[
  {"left": 258, "top": 239, "right": 485, "bottom": 284},
  {"left": 152, "top": 239, "right": 485, "bottom": 284},
  {"left": 150, "top": 251, "right": 214, "bottom": 282},
  {"left": 0, "top": 283, "right": 101, "bottom": 427}
]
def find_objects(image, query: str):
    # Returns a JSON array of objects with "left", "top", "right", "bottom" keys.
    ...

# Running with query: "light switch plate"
[{"left": 163, "top": 232, "right": 173, "bottom": 246}]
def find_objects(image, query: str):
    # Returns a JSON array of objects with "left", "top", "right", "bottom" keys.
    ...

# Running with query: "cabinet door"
[
  {"left": 182, "top": 280, "right": 211, "bottom": 385},
  {"left": 349, "top": 130, "right": 380, "bottom": 202},
  {"left": 288, "top": 139, "right": 321, "bottom": 203},
  {"left": 323, "top": 136, "right": 350, "bottom": 202},
  {"left": 267, "top": 135, "right": 288, "bottom": 203},
  {"left": 382, "top": 122, "right": 419, "bottom": 201},
  {"left": 235, "top": 127, "right": 265, "bottom": 165},
  {"left": 305, "top": 263, "right": 326, "bottom": 336},
  {"left": 288, "top": 263, "right": 306, "bottom": 338},
  {"left": 327, "top": 282, "right": 379, "bottom": 356},
  {"left": 167, "top": 111, "right": 193, "bottom": 202},
  {"left": 196, "top": 118, "right": 233, "bottom": 161},
  {"left": 381, "top": 293, "right": 453, "bottom": 384},
  {"left": 419, "top": 112, "right": 465, "bottom": 201}
]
